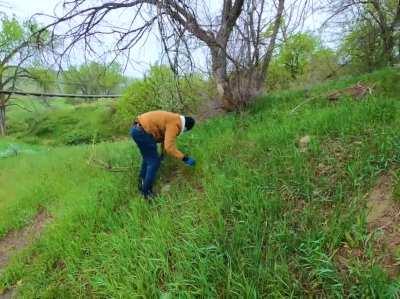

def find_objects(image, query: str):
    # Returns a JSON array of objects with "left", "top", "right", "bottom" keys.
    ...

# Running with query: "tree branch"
[{"left": 261, "top": 0, "right": 285, "bottom": 75}]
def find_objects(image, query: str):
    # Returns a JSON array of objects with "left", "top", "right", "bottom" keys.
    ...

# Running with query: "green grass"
[{"left": 1, "top": 68, "right": 400, "bottom": 297}]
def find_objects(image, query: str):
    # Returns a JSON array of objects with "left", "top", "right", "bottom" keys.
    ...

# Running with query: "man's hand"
[{"left": 182, "top": 156, "right": 196, "bottom": 166}]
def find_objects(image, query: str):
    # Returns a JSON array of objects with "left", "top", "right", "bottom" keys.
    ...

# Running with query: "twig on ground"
[
  {"left": 86, "top": 137, "right": 129, "bottom": 172},
  {"left": 88, "top": 158, "right": 129, "bottom": 172},
  {"left": 290, "top": 96, "right": 317, "bottom": 114}
]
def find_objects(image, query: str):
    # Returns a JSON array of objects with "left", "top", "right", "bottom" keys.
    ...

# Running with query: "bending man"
[{"left": 130, "top": 110, "right": 196, "bottom": 199}]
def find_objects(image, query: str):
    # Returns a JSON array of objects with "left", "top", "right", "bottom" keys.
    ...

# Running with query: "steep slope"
[{"left": 1, "top": 68, "right": 400, "bottom": 297}]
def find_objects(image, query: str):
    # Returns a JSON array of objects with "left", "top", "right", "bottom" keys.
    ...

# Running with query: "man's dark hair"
[{"left": 184, "top": 116, "right": 195, "bottom": 131}]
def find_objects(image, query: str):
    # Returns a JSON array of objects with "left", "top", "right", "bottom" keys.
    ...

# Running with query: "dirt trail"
[
  {"left": 335, "top": 172, "right": 400, "bottom": 277},
  {"left": 0, "top": 210, "right": 50, "bottom": 298},
  {"left": 0, "top": 289, "right": 14, "bottom": 299},
  {"left": 366, "top": 173, "right": 395, "bottom": 223},
  {"left": 0, "top": 210, "right": 50, "bottom": 271},
  {"left": 366, "top": 172, "right": 400, "bottom": 277}
]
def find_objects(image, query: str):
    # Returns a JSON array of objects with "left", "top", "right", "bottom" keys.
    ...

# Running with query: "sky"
[
  {"left": 4, "top": 0, "right": 165, "bottom": 77},
  {"left": 3, "top": 0, "right": 329, "bottom": 77}
]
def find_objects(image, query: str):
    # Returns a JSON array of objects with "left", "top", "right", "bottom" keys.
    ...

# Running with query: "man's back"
[{"left": 137, "top": 110, "right": 182, "bottom": 142}]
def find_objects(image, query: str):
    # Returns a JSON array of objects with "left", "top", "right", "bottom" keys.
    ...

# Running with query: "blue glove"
[{"left": 183, "top": 156, "right": 196, "bottom": 166}]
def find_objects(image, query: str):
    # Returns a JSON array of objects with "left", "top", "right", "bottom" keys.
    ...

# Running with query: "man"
[{"left": 130, "top": 110, "right": 196, "bottom": 199}]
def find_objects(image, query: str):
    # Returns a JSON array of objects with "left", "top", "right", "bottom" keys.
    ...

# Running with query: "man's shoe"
[{"left": 141, "top": 189, "right": 155, "bottom": 201}]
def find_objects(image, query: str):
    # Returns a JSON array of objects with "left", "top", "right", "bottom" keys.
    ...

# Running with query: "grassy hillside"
[{"left": 1, "top": 68, "right": 400, "bottom": 297}]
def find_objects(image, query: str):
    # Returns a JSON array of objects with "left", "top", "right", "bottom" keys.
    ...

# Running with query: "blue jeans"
[{"left": 130, "top": 126, "right": 161, "bottom": 196}]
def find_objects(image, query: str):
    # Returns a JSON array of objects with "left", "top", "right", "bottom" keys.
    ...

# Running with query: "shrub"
[
  {"left": 19, "top": 104, "right": 116, "bottom": 145},
  {"left": 266, "top": 33, "right": 339, "bottom": 91},
  {"left": 112, "top": 65, "right": 212, "bottom": 133}
]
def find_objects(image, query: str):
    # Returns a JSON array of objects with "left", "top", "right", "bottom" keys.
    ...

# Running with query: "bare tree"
[
  {"left": 227, "top": 0, "right": 285, "bottom": 107},
  {"left": 0, "top": 16, "right": 49, "bottom": 136},
  {"left": 0, "top": 43, "right": 31, "bottom": 135},
  {"left": 41, "top": 0, "right": 289, "bottom": 111}
]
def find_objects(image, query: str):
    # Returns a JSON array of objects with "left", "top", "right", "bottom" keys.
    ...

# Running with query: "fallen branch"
[
  {"left": 88, "top": 158, "right": 129, "bottom": 172},
  {"left": 327, "top": 82, "right": 375, "bottom": 101},
  {"left": 290, "top": 96, "right": 318, "bottom": 114}
]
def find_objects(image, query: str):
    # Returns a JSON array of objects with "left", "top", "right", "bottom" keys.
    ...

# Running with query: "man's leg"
[
  {"left": 140, "top": 160, "right": 147, "bottom": 179},
  {"left": 131, "top": 126, "right": 160, "bottom": 197},
  {"left": 138, "top": 160, "right": 147, "bottom": 191},
  {"left": 141, "top": 156, "right": 160, "bottom": 197}
]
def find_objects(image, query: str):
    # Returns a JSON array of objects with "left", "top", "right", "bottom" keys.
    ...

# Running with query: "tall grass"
[{"left": 0, "top": 68, "right": 400, "bottom": 297}]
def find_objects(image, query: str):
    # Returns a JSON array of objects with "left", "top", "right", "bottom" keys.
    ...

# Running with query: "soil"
[
  {"left": 335, "top": 172, "right": 400, "bottom": 278},
  {"left": 0, "top": 209, "right": 51, "bottom": 298},
  {"left": 0, "top": 289, "right": 14, "bottom": 299},
  {"left": 366, "top": 173, "right": 400, "bottom": 277}
]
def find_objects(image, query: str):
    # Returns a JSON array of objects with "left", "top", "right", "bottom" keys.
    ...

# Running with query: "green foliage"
[
  {"left": 340, "top": 22, "right": 385, "bottom": 73},
  {"left": 279, "top": 33, "right": 317, "bottom": 79},
  {"left": 27, "top": 67, "right": 57, "bottom": 92},
  {"left": 0, "top": 17, "right": 24, "bottom": 55},
  {"left": 112, "top": 65, "right": 210, "bottom": 133},
  {"left": 339, "top": 0, "right": 400, "bottom": 73},
  {"left": 265, "top": 60, "right": 291, "bottom": 91},
  {"left": 62, "top": 62, "right": 125, "bottom": 95},
  {"left": 0, "top": 16, "right": 47, "bottom": 64},
  {"left": 7, "top": 100, "right": 118, "bottom": 145},
  {"left": 267, "top": 33, "right": 338, "bottom": 90},
  {"left": 306, "top": 48, "right": 338, "bottom": 81},
  {"left": 1, "top": 68, "right": 400, "bottom": 297},
  {"left": 0, "top": 15, "right": 48, "bottom": 135}
]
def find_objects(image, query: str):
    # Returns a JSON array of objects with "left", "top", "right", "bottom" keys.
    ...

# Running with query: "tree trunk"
[
  {"left": 211, "top": 47, "right": 236, "bottom": 112},
  {"left": 257, "top": 0, "right": 285, "bottom": 89},
  {"left": 0, "top": 97, "right": 6, "bottom": 136},
  {"left": 0, "top": 77, "right": 5, "bottom": 136},
  {"left": 382, "top": 33, "right": 395, "bottom": 66}
]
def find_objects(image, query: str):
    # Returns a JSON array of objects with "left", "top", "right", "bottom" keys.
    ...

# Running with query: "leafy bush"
[
  {"left": 112, "top": 65, "right": 212, "bottom": 133},
  {"left": 266, "top": 33, "right": 339, "bottom": 90},
  {"left": 337, "top": 1, "right": 400, "bottom": 74},
  {"left": 18, "top": 104, "right": 117, "bottom": 145},
  {"left": 339, "top": 22, "right": 386, "bottom": 74}
]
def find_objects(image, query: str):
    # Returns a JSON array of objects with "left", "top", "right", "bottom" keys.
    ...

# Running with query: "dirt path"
[
  {"left": 366, "top": 172, "right": 400, "bottom": 277},
  {"left": 335, "top": 172, "right": 400, "bottom": 278},
  {"left": 366, "top": 173, "right": 395, "bottom": 223},
  {"left": 0, "top": 289, "right": 14, "bottom": 299},
  {"left": 0, "top": 210, "right": 50, "bottom": 298}
]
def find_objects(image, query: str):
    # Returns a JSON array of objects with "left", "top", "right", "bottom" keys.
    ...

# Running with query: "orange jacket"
[{"left": 137, "top": 111, "right": 185, "bottom": 160}]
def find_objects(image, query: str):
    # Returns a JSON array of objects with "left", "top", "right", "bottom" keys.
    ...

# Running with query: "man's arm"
[
  {"left": 160, "top": 142, "right": 165, "bottom": 159},
  {"left": 164, "top": 124, "right": 185, "bottom": 160}
]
